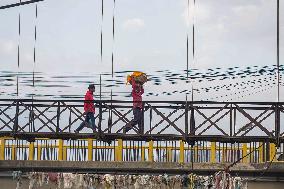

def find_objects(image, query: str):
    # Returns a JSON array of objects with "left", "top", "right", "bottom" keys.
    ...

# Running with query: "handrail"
[{"left": 0, "top": 99, "right": 282, "bottom": 143}]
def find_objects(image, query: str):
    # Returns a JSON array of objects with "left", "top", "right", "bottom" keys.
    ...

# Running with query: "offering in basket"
[{"left": 126, "top": 71, "right": 147, "bottom": 85}]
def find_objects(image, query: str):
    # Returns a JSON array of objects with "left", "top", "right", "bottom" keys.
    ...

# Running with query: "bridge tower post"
[
  {"left": 242, "top": 143, "right": 248, "bottom": 163},
  {"left": 148, "top": 140, "right": 154, "bottom": 162},
  {"left": 58, "top": 139, "right": 64, "bottom": 161},
  {"left": 0, "top": 138, "right": 5, "bottom": 160},
  {"left": 37, "top": 143, "right": 42, "bottom": 160},
  {"left": 28, "top": 142, "right": 35, "bottom": 160},
  {"left": 88, "top": 139, "right": 93, "bottom": 161},
  {"left": 259, "top": 142, "right": 264, "bottom": 163},
  {"left": 116, "top": 139, "right": 123, "bottom": 161},
  {"left": 141, "top": 146, "right": 145, "bottom": 161},
  {"left": 270, "top": 143, "right": 277, "bottom": 162},
  {"left": 210, "top": 142, "right": 216, "bottom": 163},
  {"left": 275, "top": 103, "right": 280, "bottom": 146},
  {"left": 179, "top": 140, "right": 184, "bottom": 163},
  {"left": 12, "top": 144, "right": 16, "bottom": 160},
  {"left": 13, "top": 100, "right": 19, "bottom": 134},
  {"left": 56, "top": 102, "right": 60, "bottom": 133}
]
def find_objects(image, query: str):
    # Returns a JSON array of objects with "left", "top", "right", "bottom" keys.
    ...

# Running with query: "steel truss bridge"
[{"left": 0, "top": 99, "right": 284, "bottom": 176}]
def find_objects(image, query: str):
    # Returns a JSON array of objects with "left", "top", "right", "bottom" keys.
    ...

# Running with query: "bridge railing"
[
  {"left": 0, "top": 99, "right": 283, "bottom": 142},
  {"left": 0, "top": 138, "right": 282, "bottom": 163}
]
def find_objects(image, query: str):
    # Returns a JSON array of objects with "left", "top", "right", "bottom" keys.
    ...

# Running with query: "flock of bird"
[{"left": 0, "top": 64, "right": 282, "bottom": 101}]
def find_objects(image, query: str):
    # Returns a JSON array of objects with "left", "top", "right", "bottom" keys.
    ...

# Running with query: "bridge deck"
[
  {"left": 1, "top": 161, "right": 284, "bottom": 177},
  {"left": 1, "top": 100, "right": 284, "bottom": 176}
]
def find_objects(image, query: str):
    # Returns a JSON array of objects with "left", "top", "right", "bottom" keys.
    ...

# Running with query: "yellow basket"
[{"left": 127, "top": 71, "right": 147, "bottom": 85}]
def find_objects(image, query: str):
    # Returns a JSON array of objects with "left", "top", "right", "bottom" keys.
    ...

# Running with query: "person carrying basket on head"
[{"left": 124, "top": 72, "right": 147, "bottom": 134}]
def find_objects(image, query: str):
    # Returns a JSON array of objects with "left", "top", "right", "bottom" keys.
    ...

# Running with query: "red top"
[
  {"left": 131, "top": 79, "right": 144, "bottom": 108},
  {"left": 84, "top": 90, "right": 95, "bottom": 113}
]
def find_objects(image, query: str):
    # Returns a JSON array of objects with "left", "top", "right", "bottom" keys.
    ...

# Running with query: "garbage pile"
[{"left": 12, "top": 171, "right": 248, "bottom": 189}]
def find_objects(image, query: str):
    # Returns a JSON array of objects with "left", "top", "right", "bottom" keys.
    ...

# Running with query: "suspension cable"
[
  {"left": 193, "top": 0, "right": 195, "bottom": 64},
  {"left": 112, "top": 0, "right": 116, "bottom": 78},
  {"left": 33, "top": 4, "right": 38, "bottom": 88},
  {"left": 277, "top": 0, "right": 280, "bottom": 102},
  {"left": 16, "top": 0, "right": 22, "bottom": 96},
  {"left": 100, "top": 0, "right": 103, "bottom": 64},
  {"left": 186, "top": 0, "right": 189, "bottom": 79},
  {"left": 0, "top": 0, "right": 44, "bottom": 10}
]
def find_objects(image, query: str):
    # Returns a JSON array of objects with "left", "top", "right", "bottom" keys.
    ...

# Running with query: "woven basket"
[{"left": 127, "top": 72, "right": 147, "bottom": 85}]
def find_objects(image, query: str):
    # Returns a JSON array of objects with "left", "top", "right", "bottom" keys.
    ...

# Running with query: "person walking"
[
  {"left": 75, "top": 84, "right": 96, "bottom": 133},
  {"left": 124, "top": 76, "right": 144, "bottom": 133}
]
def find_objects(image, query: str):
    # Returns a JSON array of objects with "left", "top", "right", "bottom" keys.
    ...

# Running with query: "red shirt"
[
  {"left": 132, "top": 79, "right": 144, "bottom": 108},
  {"left": 84, "top": 90, "right": 95, "bottom": 113}
]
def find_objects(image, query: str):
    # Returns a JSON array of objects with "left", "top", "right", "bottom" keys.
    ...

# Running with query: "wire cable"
[
  {"left": 0, "top": 0, "right": 44, "bottom": 10},
  {"left": 250, "top": 152, "right": 277, "bottom": 181},
  {"left": 112, "top": 0, "right": 116, "bottom": 78},
  {"left": 16, "top": 0, "right": 22, "bottom": 96},
  {"left": 100, "top": 0, "right": 103, "bottom": 64},
  {"left": 186, "top": 0, "right": 189, "bottom": 79},
  {"left": 32, "top": 4, "right": 38, "bottom": 88},
  {"left": 226, "top": 142, "right": 264, "bottom": 171},
  {"left": 277, "top": 0, "right": 280, "bottom": 102}
]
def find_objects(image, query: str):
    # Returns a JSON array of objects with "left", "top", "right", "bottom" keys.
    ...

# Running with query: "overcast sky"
[{"left": 0, "top": 0, "right": 283, "bottom": 73}]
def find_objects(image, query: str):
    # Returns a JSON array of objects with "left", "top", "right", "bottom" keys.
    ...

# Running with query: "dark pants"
[
  {"left": 76, "top": 112, "right": 96, "bottom": 132},
  {"left": 131, "top": 107, "right": 143, "bottom": 127}
]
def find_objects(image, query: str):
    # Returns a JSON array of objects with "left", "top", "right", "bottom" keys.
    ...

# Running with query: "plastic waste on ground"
[{"left": 12, "top": 171, "right": 248, "bottom": 189}]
